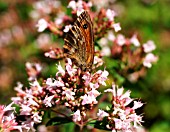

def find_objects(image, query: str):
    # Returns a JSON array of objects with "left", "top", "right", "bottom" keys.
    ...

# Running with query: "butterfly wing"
[{"left": 64, "top": 11, "right": 94, "bottom": 71}]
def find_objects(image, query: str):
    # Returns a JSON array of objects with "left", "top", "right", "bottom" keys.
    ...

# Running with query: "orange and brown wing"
[{"left": 64, "top": 11, "right": 94, "bottom": 71}]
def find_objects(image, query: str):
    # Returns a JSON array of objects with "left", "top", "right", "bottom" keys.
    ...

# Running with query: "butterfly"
[{"left": 64, "top": 11, "right": 94, "bottom": 71}]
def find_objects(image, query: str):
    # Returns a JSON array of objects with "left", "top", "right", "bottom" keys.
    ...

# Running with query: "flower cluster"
[
  {"left": 35, "top": 0, "right": 120, "bottom": 38},
  {"left": 45, "top": 57, "right": 108, "bottom": 123},
  {"left": 97, "top": 84, "right": 143, "bottom": 132},
  {"left": 25, "top": 62, "right": 42, "bottom": 81},
  {"left": 0, "top": 103, "right": 22, "bottom": 132},
  {"left": 11, "top": 81, "right": 44, "bottom": 131},
  {"left": 111, "top": 34, "right": 158, "bottom": 68},
  {"left": 98, "top": 31, "right": 158, "bottom": 83},
  {"left": 10, "top": 57, "right": 108, "bottom": 131}
]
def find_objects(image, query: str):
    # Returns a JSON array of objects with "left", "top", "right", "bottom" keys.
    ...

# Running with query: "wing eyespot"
[{"left": 83, "top": 24, "right": 88, "bottom": 29}]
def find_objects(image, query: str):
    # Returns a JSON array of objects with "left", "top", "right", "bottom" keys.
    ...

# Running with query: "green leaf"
[
  {"left": 12, "top": 104, "right": 20, "bottom": 114},
  {"left": 87, "top": 120, "right": 109, "bottom": 131},
  {"left": 46, "top": 116, "right": 72, "bottom": 126},
  {"left": 0, "top": 1, "right": 8, "bottom": 12},
  {"left": 60, "top": 122, "right": 75, "bottom": 132},
  {"left": 104, "top": 57, "right": 119, "bottom": 69}
]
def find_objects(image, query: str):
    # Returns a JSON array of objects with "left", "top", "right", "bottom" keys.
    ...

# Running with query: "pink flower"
[
  {"left": 81, "top": 94, "right": 93, "bottom": 105},
  {"left": 88, "top": 87, "right": 100, "bottom": 97},
  {"left": 54, "top": 12, "right": 65, "bottom": 25},
  {"left": 98, "top": 38, "right": 108, "bottom": 46},
  {"left": 93, "top": 56, "right": 104, "bottom": 65},
  {"left": 67, "top": 0, "right": 84, "bottom": 16},
  {"left": 101, "top": 46, "right": 111, "bottom": 56},
  {"left": 143, "top": 40, "right": 156, "bottom": 53},
  {"left": 45, "top": 50, "right": 56, "bottom": 58},
  {"left": 103, "top": 84, "right": 144, "bottom": 131},
  {"left": 107, "top": 31, "right": 115, "bottom": 41},
  {"left": 56, "top": 63, "right": 65, "bottom": 76},
  {"left": 116, "top": 34, "right": 126, "bottom": 46},
  {"left": 81, "top": 87, "right": 100, "bottom": 105},
  {"left": 0, "top": 103, "right": 23, "bottom": 132},
  {"left": 89, "top": 83, "right": 99, "bottom": 89},
  {"left": 67, "top": 1, "right": 76, "bottom": 10},
  {"left": 65, "top": 59, "right": 77, "bottom": 77},
  {"left": 112, "top": 23, "right": 121, "bottom": 32},
  {"left": 32, "top": 112, "right": 42, "bottom": 123},
  {"left": 28, "top": 98, "right": 39, "bottom": 107},
  {"left": 129, "top": 113, "right": 143, "bottom": 127},
  {"left": 96, "top": 70, "right": 109, "bottom": 86},
  {"left": 36, "top": 19, "right": 48, "bottom": 32},
  {"left": 20, "top": 104, "right": 32, "bottom": 115},
  {"left": 37, "top": 33, "right": 51, "bottom": 48},
  {"left": 73, "top": 110, "right": 81, "bottom": 122},
  {"left": 62, "top": 89, "right": 75, "bottom": 100},
  {"left": 113, "top": 118, "right": 123, "bottom": 129},
  {"left": 37, "top": 125, "right": 48, "bottom": 132},
  {"left": 33, "top": 1, "right": 51, "bottom": 14},
  {"left": 14, "top": 82, "right": 24, "bottom": 94},
  {"left": 132, "top": 101, "right": 143, "bottom": 110},
  {"left": 106, "top": 9, "right": 116, "bottom": 21},
  {"left": 30, "top": 80, "right": 43, "bottom": 93},
  {"left": 143, "top": 53, "right": 158, "bottom": 68},
  {"left": 81, "top": 94, "right": 97, "bottom": 105},
  {"left": 130, "top": 34, "right": 140, "bottom": 47},
  {"left": 46, "top": 78, "right": 55, "bottom": 86},
  {"left": 97, "top": 109, "right": 109, "bottom": 120},
  {"left": 82, "top": 72, "right": 92, "bottom": 87},
  {"left": 43, "top": 95, "right": 54, "bottom": 107},
  {"left": 46, "top": 78, "right": 64, "bottom": 87},
  {"left": 63, "top": 25, "right": 72, "bottom": 32},
  {"left": 54, "top": 80, "right": 65, "bottom": 87}
]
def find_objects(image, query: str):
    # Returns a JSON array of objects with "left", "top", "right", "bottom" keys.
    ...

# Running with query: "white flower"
[
  {"left": 62, "top": 89, "right": 75, "bottom": 100},
  {"left": 43, "top": 95, "right": 54, "bottom": 107},
  {"left": 32, "top": 112, "right": 42, "bottom": 123},
  {"left": 67, "top": 1, "right": 76, "bottom": 10},
  {"left": 67, "top": 0, "right": 84, "bottom": 16},
  {"left": 37, "top": 33, "right": 51, "bottom": 48},
  {"left": 46, "top": 78, "right": 64, "bottom": 87},
  {"left": 143, "top": 40, "right": 156, "bottom": 53},
  {"left": 73, "top": 110, "right": 81, "bottom": 122},
  {"left": 63, "top": 25, "right": 72, "bottom": 32},
  {"left": 77, "top": 9, "right": 84, "bottom": 16},
  {"left": 106, "top": 9, "right": 116, "bottom": 21},
  {"left": 45, "top": 50, "right": 55, "bottom": 58},
  {"left": 54, "top": 12, "right": 65, "bottom": 25},
  {"left": 130, "top": 34, "right": 140, "bottom": 47},
  {"left": 97, "top": 109, "right": 109, "bottom": 120},
  {"left": 98, "top": 37, "right": 108, "bottom": 46},
  {"left": 132, "top": 101, "right": 143, "bottom": 110},
  {"left": 116, "top": 34, "right": 126, "bottom": 46},
  {"left": 107, "top": 31, "right": 115, "bottom": 41},
  {"left": 143, "top": 53, "right": 158, "bottom": 68},
  {"left": 34, "top": 1, "right": 51, "bottom": 14},
  {"left": 36, "top": 19, "right": 48, "bottom": 32},
  {"left": 30, "top": 80, "right": 43, "bottom": 93},
  {"left": 112, "top": 23, "right": 121, "bottom": 32},
  {"left": 101, "top": 46, "right": 111, "bottom": 56},
  {"left": 97, "top": 70, "right": 109, "bottom": 86},
  {"left": 37, "top": 125, "right": 48, "bottom": 132},
  {"left": 56, "top": 63, "right": 65, "bottom": 76},
  {"left": 81, "top": 94, "right": 93, "bottom": 105},
  {"left": 93, "top": 56, "right": 104, "bottom": 65}
]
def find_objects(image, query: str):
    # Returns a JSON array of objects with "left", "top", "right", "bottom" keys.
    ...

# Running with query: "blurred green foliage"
[{"left": 117, "top": 0, "right": 170, "bottom": 131}]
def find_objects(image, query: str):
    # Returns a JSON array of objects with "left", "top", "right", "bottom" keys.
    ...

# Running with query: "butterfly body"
[{"left": 64, "top": 11, "right": 94, "bottom": 71}]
